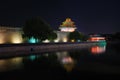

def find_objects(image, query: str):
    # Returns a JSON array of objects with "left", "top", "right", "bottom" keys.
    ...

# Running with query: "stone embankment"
[{"left": 0, "top": 42, "right": 98, "bottom": 58}]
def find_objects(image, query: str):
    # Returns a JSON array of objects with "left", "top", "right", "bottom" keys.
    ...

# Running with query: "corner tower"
[{"left": 59, "top": 18, "right": 76, "bottom": 32}]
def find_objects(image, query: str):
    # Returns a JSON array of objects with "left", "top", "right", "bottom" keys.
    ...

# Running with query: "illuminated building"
[
  {"left": 59, "top": 18, "right": 76, "bottom": 32},
  {"left": 55, "top": 18, "right": 77, "bottom": 42},
  {"left": 55, "top": 31, "right": 69, "bottom": 42},
  {"left": 88, "top": 34, "right": 106, "bottom": 42},
  {"left": 0, "top": 18, "right": 78, "bottom": 43},
  {"left": 0, "top": 26, "right": 23, "bottom": 44}
]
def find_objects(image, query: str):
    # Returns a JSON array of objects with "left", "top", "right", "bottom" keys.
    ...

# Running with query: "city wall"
[{"left": 0, "top": 42, "right": 98, "bottom": 58}]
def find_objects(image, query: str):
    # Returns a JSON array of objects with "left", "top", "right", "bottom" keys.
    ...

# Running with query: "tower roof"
[
  {"left": 60, "top": 18, "right": 76, "bottom": 28},
  {"left": 59, "top": 18, "right": 77, "bottom": 32}
]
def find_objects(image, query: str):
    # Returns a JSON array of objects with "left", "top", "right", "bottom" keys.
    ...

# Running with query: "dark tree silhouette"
[
  {"left": 47, "top": 31, "right": 57, "bottom": 42},
  {"left": 23, "top": 17, "right": 57, "bottom": 42},
  {"left": 68, "top": 31, "right": 84, "bottom": 42}
]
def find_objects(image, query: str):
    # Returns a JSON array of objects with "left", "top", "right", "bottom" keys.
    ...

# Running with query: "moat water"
[{"left": 0, "top": 42, "right": 120, "bottom": 80}]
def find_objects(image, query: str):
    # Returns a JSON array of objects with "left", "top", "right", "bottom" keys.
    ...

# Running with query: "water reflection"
[
  {"left": 0, "top": 57, "right": 23, "bottom": 72},
  {"left": 56, "top": 51, "right": 75, "bottom": 72},
  {"left": 62, "top": 57, "right": 75, "bottom": 72},
  {"left": 0, "top": 42, "right": 120, "bottom": 78},
  {"left": 90, "top": 42, "right": 106, "bottom": 54},
  {"left": 26, "top": 51, "right": 76, "bottom": 72},
  {"left": 0, "top": 42, "right": 107, "bottom": 73},
  {"left": 91, "top": 46, "right": 106, "bottom": 54},
  {"left": 29, "top": 55, "right": 36, "bottom": 61}
]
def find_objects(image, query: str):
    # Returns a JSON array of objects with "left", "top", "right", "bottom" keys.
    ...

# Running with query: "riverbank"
[{"left": 0, "top": 42, "right": 104, "bottom": 58}]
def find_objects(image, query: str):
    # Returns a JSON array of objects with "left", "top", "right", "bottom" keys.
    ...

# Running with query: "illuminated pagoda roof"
[
  {"left": 60, "top": 18, "right": 76, "bottom": 28},
  {"left": 59, "top": 18, "right": 76, "bottom": 32}
]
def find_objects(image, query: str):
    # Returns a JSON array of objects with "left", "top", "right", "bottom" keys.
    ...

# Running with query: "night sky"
[{"left": 0, "top": 0, "right": 120, "bottom": 34}]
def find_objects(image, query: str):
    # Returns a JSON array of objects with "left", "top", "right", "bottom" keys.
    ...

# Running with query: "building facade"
[
  {"left": 55, "top": 18, "right": 77, "bottom": 42},
  {"left": 0, "top": 26, "right": 23, "bottom": 44},
  {"left": 0, "top": 18, "right": 77, "bottom": 44}
]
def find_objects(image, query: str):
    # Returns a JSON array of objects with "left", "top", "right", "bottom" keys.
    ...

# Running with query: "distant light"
[
  {"left": 63, "top": 38, "right": 67, "bottom": 42},
  {"left": 90, "top": 37, "right": 105, "bottom": 42},
  {"left": 29, "top": 37, "right": 36, "bottom": 43},
  {"left": 60, "top": 27, "right": 75, "bottom": 32},
  {"left": 43, "top": 39, "right": 50, "bottom": 43},
  {"left": 71, "top": 39, "right": 75, "bottom": 42},
  {"left": 54, "top": 39, "right": 59, "bottom": 43},
  {"left": 77, "top": 40, "right": 81, "bottom": 42}
]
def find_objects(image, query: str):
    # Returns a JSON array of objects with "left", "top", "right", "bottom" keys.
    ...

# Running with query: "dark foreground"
[
  {"left": 0, "top": 63, "right": 120, "bottom": 80},
  {"left": 0, "top": 42, "right": 120, "bottom": 80}
]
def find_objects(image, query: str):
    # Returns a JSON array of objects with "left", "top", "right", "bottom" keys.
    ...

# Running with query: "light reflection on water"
[
  {"left": 56, "top": 51, "right": 75, "bottom": 72},
  {"left": 90, "top": 42, "right": 106, "bottom": 54},
  {"left": 0, "top": 57, "right": 23, "bottom": 72},
  {"left": 90, "top": 45, "right": 106, "bottom": 54},
  {"left": 1, "top": 42, "right": 120, "bottom": 75},
  {"left": 0, "top": 43, "right": 106, "bottom": 72}
]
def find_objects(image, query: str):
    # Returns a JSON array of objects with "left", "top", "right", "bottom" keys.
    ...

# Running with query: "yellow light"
[
  {"left": 0, "top": 39, "right": 5, "bottom": 44},
  {"left": 71, "top": 39, "right": 75, "bottom": 42},
  {"left": 0, "top": 33, "right": 6, "bottom": 44},
  {"left": 63, "top": 38, "right": 67, "bottom": 42},
  {"left": 11, "top": 37, "right": 23, "bottom": 43},
  {"left": 10, "top": 32, "right": 23, "bottom": 43},
  {"left": 0, "top": 57, "right": 23, "bottom": 72}
]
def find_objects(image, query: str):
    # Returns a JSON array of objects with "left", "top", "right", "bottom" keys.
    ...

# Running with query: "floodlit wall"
[
  {"left": 55, "top": 31, "right": 70, "bottom": 42},
  {"left": 0, "top": 26, "right": 71, "bottom": 44},
  {"left": 0, "top": 26, "right": 23, "bottom": 44}
]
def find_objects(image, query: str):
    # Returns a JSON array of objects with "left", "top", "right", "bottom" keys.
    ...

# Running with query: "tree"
[
  {"left": 68, "top": 31, "right": 84, "bottom": 42},
  {"left": 47, "top": 31, "right": 57, "bottom": 42},
  {"left": 23, "top": 17, "right": 57, "bottom": 42}
]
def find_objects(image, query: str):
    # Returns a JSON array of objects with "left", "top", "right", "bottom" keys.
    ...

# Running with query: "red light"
[
  {"left": 91, "top": 46, "right": 105, "bottom": 54},
  {"left": 90, "top": 37, "right": 105, "bottom": 41}
]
